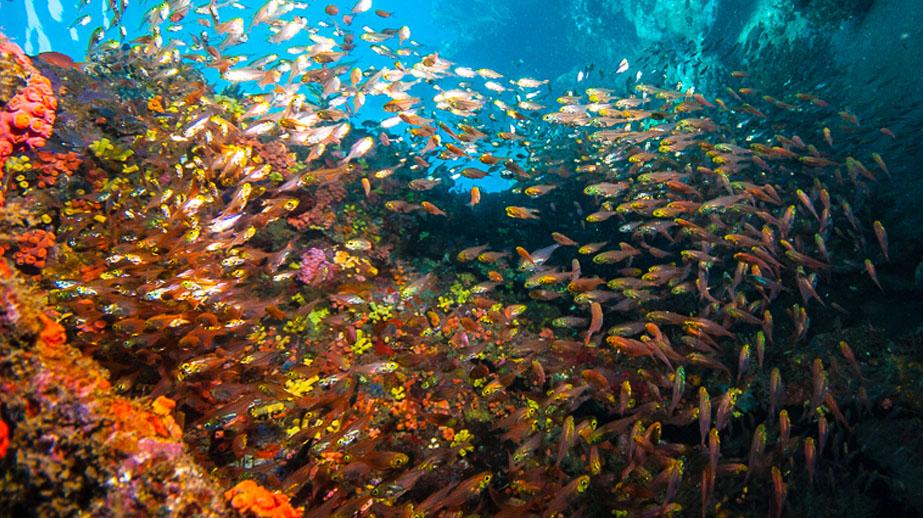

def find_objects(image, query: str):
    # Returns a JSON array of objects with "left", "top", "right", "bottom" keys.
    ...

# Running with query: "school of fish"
[{"left": 0, "top": 0, "right": 902, "bottom": 516}]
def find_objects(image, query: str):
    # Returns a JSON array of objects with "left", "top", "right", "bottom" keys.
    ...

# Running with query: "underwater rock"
[{"left": 855, "top": 418, "right": 923, "bottom": 514}]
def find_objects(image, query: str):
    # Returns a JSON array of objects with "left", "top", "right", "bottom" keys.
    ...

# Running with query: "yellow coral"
[
  {"left": 89, "top": 138, "right": 134, "bottom": 162},
  {"left": 351, "top": 329, "right": 372, "bottom": 356},
  {"left": 4, "top": 155, "right": 30, "bottom": 173},
  {"left": 368, "top": 302, "right": 393, "bottom": 323},
  {"left": 284, "top": 375, "right": 319, "bottom": 397},
  {"left": 450, "top": 428, "right": 474, "bottom": 456}
]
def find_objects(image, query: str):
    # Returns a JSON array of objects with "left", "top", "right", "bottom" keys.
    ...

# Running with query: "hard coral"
[{"left": 224, "top": 480, "right": 301, "bottom": 518}]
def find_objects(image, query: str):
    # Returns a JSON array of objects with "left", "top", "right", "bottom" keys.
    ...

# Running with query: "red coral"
[
  {"left": 0, "top": 33, "right": 57, "bottom": 205},
  {"left": 287, "top": 182, "right": 346, "bottom": 230},
  {"left": 13, "top": 229, "right": 54, "bottom": 269},
  {"left": 0, "top": 417, "right": 8, "bottom": 458},
  {"left": 33, "top": 150, "right": 80, "bottom": 188},
  {"left": 224, "top": 480, "right": 301, "bottom": 518}
]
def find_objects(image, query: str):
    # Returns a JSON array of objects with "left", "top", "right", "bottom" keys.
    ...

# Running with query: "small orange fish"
[
  {"left": 515, "top": 246, "right": 534, "bottom": 265},
  {"left": 479, "top": 153, "right": 501, "bottom": 165},
  {"left": 872, "top": 221, "right": 889, "bottom": 262},
  {"left": 421, "top": 201, "right": 447, "bottom": 216},
  {"left": 864, "top": 259, "right": 883, "bottom": 291},
  {"left": 36, "top": 51, "right": 81, "bottom": 70},
  {"left": 505, "top": 206, "right": 540, "bottom": 220},
  {"left": 551, "top": 232, "right": 577, "bottom": 246},
  {"left": 361, "top": 177, "right": 371, "bottom": 198},
  {"left": 585, "top": 302, "right": 603, "bottom": 345},
  {"left": 523, "top": 184, "right": 557, "bottom": 197},
  {"left": 469, "top": 186, "right": 481, "bottom": 206},
  {"left": 871, "top": 153, "right": 890, "bottom": 178}
]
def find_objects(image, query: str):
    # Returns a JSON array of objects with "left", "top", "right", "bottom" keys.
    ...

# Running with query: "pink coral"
[
  {"left": 296, "top": 247, "right": 335, "bottom": 286},
  {"left": 0, "top": 34, "right": 57, "bottom": 205}
]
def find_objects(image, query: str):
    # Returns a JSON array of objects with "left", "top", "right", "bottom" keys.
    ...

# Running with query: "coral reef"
[{"left": 0, "top": 35, "right": 56, "bottom": 205}]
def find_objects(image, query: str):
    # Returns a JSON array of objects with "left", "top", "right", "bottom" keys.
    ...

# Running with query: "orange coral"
[
  {"left": 224, "top": 480, "right": 301, "bottom": 518},
  {"left": 38, "top": 313, "right": 66, "bottom": 348},
  {"left": 147, "top": 95, "right": 165, "bottom": 113},
  {"left": 33, "top": 150, "right": 80, "bottom": 188},
  {"left": 151, "top": 395, "right": 176, "bottom": 416},
  {"left": 107, "top": 399, "right": 182, "bottom": 441},
  {"left": 13, "top": 229, "right": 54, "bottom": 269}
]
